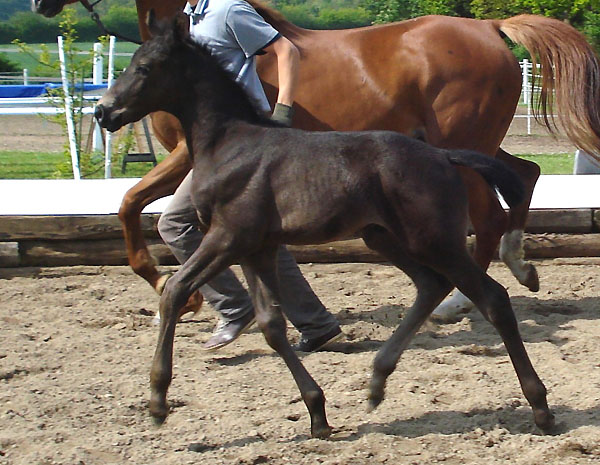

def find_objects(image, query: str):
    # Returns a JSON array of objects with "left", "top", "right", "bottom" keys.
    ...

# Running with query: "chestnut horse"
[
  {"left": 33, "top": 0, "right": 600, "bottom": 319},
  {"left": 95, "top": 15, "right": 554, "bottom": 436}
]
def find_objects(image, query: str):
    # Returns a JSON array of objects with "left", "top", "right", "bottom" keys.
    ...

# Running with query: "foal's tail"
[
  {"left": 494, "top": 15, "right": 600, "bottom": 158},
  {"left": 447, "top": 150, "right": 525, "bottom": 208}
]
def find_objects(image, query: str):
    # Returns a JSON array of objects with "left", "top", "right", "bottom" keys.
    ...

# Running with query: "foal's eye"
[{"left": 136, "top": 65, "right": 150, "bottom": 76}]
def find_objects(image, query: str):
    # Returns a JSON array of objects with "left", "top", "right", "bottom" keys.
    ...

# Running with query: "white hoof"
[{"left": 431, "top": 291, "right": 474, "bottom": 322}]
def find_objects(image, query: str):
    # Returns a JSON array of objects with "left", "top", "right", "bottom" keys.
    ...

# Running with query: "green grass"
[
  {"left": 518, "top": 153, "right": 575, "bottom": 175},
  {"left": 0, "top": 42, "right": 137, "bottom": 78},
  {"left": 0, "top": 150, "right": 165, "bottom": 179},
  {"left": 0, "top": 151, "right": 575, "bottom": 179}
]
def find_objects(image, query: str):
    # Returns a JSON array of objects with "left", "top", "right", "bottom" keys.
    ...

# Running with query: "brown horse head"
[{"left": 31, "top": 0, "right": 78, "bottom": 17}]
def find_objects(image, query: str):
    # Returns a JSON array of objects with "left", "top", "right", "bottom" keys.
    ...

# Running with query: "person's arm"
[{"left": 264, "top": 35, "right": 300, "bottom": 126}]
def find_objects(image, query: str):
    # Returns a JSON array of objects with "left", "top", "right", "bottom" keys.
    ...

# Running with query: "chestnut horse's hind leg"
[
  {"left": 361, "top": 227, "right": 454, "bottom": 410},
  {"left": 497, "top": 149, "right": 541, "bottom": 292},
  {"left": 149, "top": 228, "right": 237, "bottom": 423},
  {"left": 118, "top": 139, "right": 203, "bottom": 318},
  {"left": 241, "top": 249, "right": 332, "bottom": 439}
]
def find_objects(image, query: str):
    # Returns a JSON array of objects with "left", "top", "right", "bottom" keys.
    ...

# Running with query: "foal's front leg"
[
  {"left": 149, "top": 230, "right": 236, "bottom": 424},
  {"left": 242, "top": 250, "right": 332, "bottom": 439}
]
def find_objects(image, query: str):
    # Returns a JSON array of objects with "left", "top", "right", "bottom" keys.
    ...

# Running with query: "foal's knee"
[
  {"left": 160, "top": 277, "right": 191, "bottom": 316},
  {"left": 256, "top": 307, "right": 288, "bottom": 350}
]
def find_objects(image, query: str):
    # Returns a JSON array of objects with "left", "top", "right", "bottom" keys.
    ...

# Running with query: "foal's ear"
[
  {"left": 146, "top": 9, "right": 175, "bottom": 40},
  {"left": 172, "top": 12, "right": 191, "bottom": 44}
]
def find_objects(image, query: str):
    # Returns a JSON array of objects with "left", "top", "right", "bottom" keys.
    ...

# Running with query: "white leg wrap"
[
  {"left": 431, "top": 290, "right": 475, "bottom": 321},
  {"left": 499, "top": 230, "right": 530, "bottom": 285}
]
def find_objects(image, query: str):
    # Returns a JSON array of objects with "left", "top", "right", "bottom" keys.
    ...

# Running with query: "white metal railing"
[{"left": 0, "top": 37, "right": 118, "bottom": 179}]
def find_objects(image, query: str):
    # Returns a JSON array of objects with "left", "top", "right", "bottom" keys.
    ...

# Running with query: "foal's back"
[{"left": 201, "top": 125, "right": 467, "bottom": 246}]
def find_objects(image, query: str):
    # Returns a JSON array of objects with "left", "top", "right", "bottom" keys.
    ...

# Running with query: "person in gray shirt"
[{"left": 157, "top": 0, "right": 343, "bottom": 352}]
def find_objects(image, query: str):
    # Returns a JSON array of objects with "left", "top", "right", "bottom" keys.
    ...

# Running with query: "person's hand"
[{"left": 271, "top": 103, "right": 294, "bottom": 127}]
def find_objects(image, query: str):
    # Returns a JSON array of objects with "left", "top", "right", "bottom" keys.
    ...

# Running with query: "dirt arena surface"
[{"left": 1, "top": 260, "right": 600, "bottom": 465}]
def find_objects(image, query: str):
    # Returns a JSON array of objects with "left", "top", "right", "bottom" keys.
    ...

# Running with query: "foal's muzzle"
[{"left": 94, "top": 103, "right": 124, "bottom": 133}]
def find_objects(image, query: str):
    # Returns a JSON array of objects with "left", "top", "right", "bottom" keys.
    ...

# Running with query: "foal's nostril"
[{"left": 94, "top": 105, "right": 105, "bottom": 124}]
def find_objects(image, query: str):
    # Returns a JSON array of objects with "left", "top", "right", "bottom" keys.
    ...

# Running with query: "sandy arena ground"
[
  {"left": 1, "top": 112, "right": 597, "bottom": 464},
  {"left": 1, "top": 260, "right": 600, "bottom": 465}
]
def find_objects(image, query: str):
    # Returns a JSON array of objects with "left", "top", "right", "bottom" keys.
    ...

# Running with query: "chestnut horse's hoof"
[
  {"left": 178, "top": 289, "right": 204, "bottom": 320},
  {"left": 522, "top": 263, "right": 540, "bottom": 292},
  {"left": 153, "top": 272, "right": 204, "bottom": 324}
]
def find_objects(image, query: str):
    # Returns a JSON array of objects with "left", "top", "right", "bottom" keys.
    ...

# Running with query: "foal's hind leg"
[
  {"left": 432, "top": 176, "right": 507, "bottom": 321},
  {"left": 497, "top": 149, "right": 541, "bottom": 292},
  {"left": 241, "top": 249, "right": 332, "bottom": 439},
  {"left": 362, "top": 227, "right": 454, "bottom": 410},
  {"left": 444, "top": 257, "right": 555, "bottom": 432}
]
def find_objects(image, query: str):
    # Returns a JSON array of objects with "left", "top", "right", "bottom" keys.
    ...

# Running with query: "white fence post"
[
  {"left": 92, "top": 42, "right": 104, "bottom": 152},
  {"left": 57, "top": 35, "right": 81, "bottom": 181},
  {"left": 23, "top": 68, "right": 29, "bottom": 85},
  {"left": 522, "top": 58, "right": 529, "bottom": 105},
  {"left": 104, "top": 36, "right": 116, "bottom": 179}
]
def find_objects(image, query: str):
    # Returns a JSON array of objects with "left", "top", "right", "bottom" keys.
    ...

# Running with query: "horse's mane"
[
  {"left": 245, "top": 0, "right": 300, "bottom": 38},
  {"left": 246, "top": 0, "right": 289, "bottom": 26}
]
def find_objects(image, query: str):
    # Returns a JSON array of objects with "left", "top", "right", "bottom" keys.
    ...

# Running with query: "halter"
[{"left": 78, "top": 0, "right": 142, "bottom": 44}]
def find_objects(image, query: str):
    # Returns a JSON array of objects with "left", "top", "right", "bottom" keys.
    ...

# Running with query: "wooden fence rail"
[{"left": 1, "top": 209, "right": 600, "bottom": 267}]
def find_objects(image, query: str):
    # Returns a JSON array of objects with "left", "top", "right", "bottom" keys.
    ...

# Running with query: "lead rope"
[{"left": 79, "top": 0, "right": 142, "bottom": 45}]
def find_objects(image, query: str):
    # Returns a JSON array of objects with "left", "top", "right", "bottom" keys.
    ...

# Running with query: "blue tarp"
[{"left": 0, "top": 83, "right": 107, "bottom": 98}]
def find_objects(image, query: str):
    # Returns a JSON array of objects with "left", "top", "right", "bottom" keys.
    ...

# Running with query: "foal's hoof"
[
  {"left": 149, "top": 401, "right": 169, "bottom": 426},
  {"left": 151, "top": 412, "right": 168, "bottom": 427},
  {"left": 311, "top": 424, "right": 333, "bottom": 439},
  {"left": 535, "top": 410, "right": 557, "bottom": 434},
  {"left": 522, "top": 264, "right": 540, "bottom": 292},
  {"left": 367, "top": 390, "right": 385, "bottom": 413}
]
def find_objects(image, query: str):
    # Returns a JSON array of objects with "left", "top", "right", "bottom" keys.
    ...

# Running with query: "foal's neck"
[{"left": 174, "top": 60, "right": 269, "bottom": 157}]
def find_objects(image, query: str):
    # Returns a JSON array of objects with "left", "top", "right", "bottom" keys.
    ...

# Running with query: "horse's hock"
[{"left": 0, "top": 210, "right": 600, "bottom": 267}]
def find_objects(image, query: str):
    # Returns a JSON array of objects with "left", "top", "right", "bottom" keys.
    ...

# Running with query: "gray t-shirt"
[{"left": 184, "top": 0, "right": 279, "bottom": 113}]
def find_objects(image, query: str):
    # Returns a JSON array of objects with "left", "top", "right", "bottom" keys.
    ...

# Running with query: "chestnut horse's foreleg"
[
  {"left": 431, "top": 175, "right": 508, "bottom": 321},
  {"left": 149, "top": 228, "right": 237, "bottom": 423},
  {"left": 241, "top": 249, "right": 332, "bottom": 439},
  {"left": 497, "top": 149, "right": 541, "bottom": 292},
  {"left": 361, "top": 226, "right": 454, "bottom": 410},
  {"left": 118, "top": 139, "right": 203, "bottom": 317}
]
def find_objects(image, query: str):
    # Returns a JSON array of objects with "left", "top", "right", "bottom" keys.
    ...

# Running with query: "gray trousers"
[{"left": 157, "top": 171, "right": 339, "bottom": 339}]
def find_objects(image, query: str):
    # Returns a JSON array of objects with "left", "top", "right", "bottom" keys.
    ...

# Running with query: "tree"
[
  {"left": 0, "top": 52, "right": 17, "bottom": 72},
  {"left": 360, "top": 0, "right": 471, "bottom": 24}
]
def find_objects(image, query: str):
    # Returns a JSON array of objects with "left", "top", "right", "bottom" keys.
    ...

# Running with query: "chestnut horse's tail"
[
  {"left": 494, "top": 15, "right": 600, "bottom": 158},
  {"left": 447, "top": 150, "right": 525, "bottom": 208}
]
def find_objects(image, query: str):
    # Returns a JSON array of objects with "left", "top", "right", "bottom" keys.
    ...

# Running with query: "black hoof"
[
  {"left": 311, "top": 424, "right": 333, "bottom": 439},
  {"left": 536, "top": 411, "right": 556, "bottom": 434},
  {"left": 151, "top": 412, "right": 168, "bottom": 426}
]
